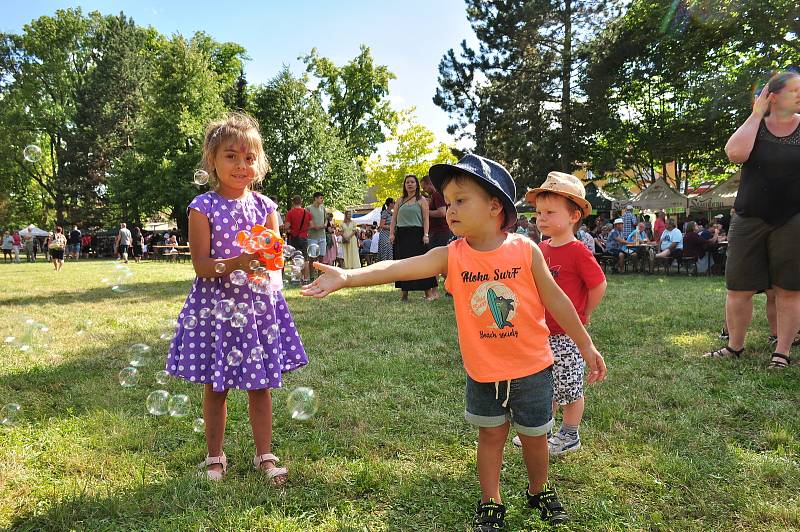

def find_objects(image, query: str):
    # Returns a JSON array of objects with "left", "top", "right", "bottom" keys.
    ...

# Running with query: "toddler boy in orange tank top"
[{"left": 301, "top": 154, "right": 606, "bottom": 530}]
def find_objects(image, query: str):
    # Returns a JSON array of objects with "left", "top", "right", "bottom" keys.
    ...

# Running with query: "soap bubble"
[
  {"left": 159, "top": 331, "right": 172, "bottom": 341},
  {"left": 198, "top": 307, "right": 212, "bottom": 319},
  {"left": 287, "top": 387, "right": 319, "bottom": 421},
  {"left": 230, "top": 269, "right": 248, "bottom": 286},
  {"left": 118, "top": 367, "right": 139, "bottom": 387},
  {"left": 182, "top": 315, "right": 198, "bottom": 330},
  {"left": 235, "top": 302, "right": 249, "bottom": 314},
  {"left": 230, "top": 312, "right": 247, "bottom": 328},
  {"left": 130, "top": 344, "right": 151, "bottom": 366},
  {"left": 1, "top": 403, "right": 22, "bottom": 425},
  {"left": 283, "top": 245, "right": 296, "bottom": 258},
  {"left": 75, "top": 320, "right": 93, "bottom": 336},
  {"left": 111, "top": 284, "right": 131, "bottom": 294},
  {"left": 3, "top": 336, "right": 14, "bottom": 344},
  {"left": 249, "top": 346, "right": 265, "bottom": 362},
  {"left": 168, "top": 394, "right": 190, "bottom": 417},
  {"left": 213, "top": 299, "right": 235, "bottom": 321},
  {"left": 155, "top": 370, "right": 169, "bottom": 385},
  {"left": 193, "top": 169, "right": 209, "bottom": 185},
  {"left": 307, "top": 243, "right": 319, "bottom": 257},
  {"left": 214, "top": 263, "right": 226, "bottom": 274},
  {"left": 14, "top": 320, "right": 50, "bottom": 352},
  {"left": 249, "top": 259, "right": 261, "bottom": 270},
  {"left": 252, "top": 300, "right": 268, "bottom": 316},
  {"left": 146, "top": 390, "right": 170, "bottom": 416},
  {"left": 23, "top": 145, "right": 42, "bottom": 163},
  {"left": 266, "top": 323, "right": 280, "bottom": 343},
  {"left": 226, "top": 348, "right": 243, "bottom": 366},
  {"left": 192, "top": 417, "right": 205, "bottom": 433}
]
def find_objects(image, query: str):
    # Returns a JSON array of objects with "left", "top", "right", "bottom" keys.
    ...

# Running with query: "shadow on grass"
[{"left": 0, "top": 280, "right": 192, "bottom": 308}]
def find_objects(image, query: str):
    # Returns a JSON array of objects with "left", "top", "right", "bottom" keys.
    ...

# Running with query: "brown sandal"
[{"left": 767, "top": 353, "right": 790, "bottom": 369}]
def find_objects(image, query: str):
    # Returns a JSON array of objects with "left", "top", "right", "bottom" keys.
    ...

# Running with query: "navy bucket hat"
[{"left": 428, "top": 154, "right": 517, "bottom": 231}]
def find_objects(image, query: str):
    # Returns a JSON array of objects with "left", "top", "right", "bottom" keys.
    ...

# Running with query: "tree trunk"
[{"left": 560, "top": 0, "right": 573, "bottom": 173}]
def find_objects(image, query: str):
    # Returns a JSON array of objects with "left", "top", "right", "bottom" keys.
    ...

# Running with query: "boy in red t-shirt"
[{"left": 514, "top": 172, "right": 607, "bottom": 456}]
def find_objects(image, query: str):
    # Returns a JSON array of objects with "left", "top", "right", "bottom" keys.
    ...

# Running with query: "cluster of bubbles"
[
  {"left": 4, "top": 318, "right": 51, "bottom": 353},
  {"left": 100, "top": 263, "right": 135, "bottom": 294},
  {"left": 23, "top": 145, "right": 42, "bottom": 163},
  {"left": 117, "top": 343, "right": 202, "bottom": 430}
]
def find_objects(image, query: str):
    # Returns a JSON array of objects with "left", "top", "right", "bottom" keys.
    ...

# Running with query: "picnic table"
[{"left": 152, "top": 245, "right": 191, "bottom": 262}]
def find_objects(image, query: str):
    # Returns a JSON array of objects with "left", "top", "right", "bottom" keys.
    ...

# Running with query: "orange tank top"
[{"left": 444, "top": 233, "right": 553, "bottom": 382}]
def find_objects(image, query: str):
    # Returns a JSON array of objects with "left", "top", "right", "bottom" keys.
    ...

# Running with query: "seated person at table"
[
  {"left": 576, "top": 224, "right": 595, "bottom": 253},
  {"left": 683, "top": 221, "right": 718, "bottom": 273},
  {"left": 603, "top": 218, "right": 630, "bottom": 272},
  {"left": 626, "top": 222, "right": 651, "bottom": 272},
  {"left": 655, "top": 219, "right": 683, "bottom": 262}
]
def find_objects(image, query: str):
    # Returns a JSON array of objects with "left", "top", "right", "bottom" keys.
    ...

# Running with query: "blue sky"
[{"left": 4, "top": 1, "right": 478, "bottom": 145}]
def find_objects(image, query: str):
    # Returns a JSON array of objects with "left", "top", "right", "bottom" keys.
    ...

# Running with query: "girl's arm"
[
  {"left": 584, "top": 280, "right": 607, "bottom": 323},
  {"left": 265, "top": 210, "right": 280, "bottom": 233},
  {"left": 529, "top": 245, "right": 607, "bottom": 383},
  {"left": 378, "top": 213, "right": 386, "bottom": 230},
  {"left": 389, "top": 202, "right": 399, "bottom": 243},
  {"left": 301, "top": 246, "right": 448, "bottom": 298},
  {"left": 421, "top": 198, "right": 430, "bottom": 245},
  {"left": 725, "top": 85, "right": 771, "bottom": 163},
  {"left": 188, "top": 209, "right": 257, "bottom": 278}
]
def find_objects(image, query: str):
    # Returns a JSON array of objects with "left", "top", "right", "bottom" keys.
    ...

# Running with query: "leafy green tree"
[
  {"left": 435, "top": 0, "right": 618, "bottom": 189},
  {"left": 365, "top": 109, "right": 457, "bottom": 201},
  {"left": 249, "top": 68, "right": 365, "bottom": 211},
  {"left": 302, "top": 45, "right": 397, "bottom": 159}
]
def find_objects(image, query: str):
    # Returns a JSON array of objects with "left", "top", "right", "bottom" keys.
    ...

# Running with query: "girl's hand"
[
  {"left": 389, "top": 233, "right": 395, "bottom": 244},
  {"left": 300, "top": 262, "right": 347, "bottom": 298},
  {"left": 753, "top": 84, "right": 773, "bottom": 118},
  {"left": 581, "top": 346, "right": 607, "bottom": 384},
  {"left": 422, "top": 235, "right": 429, "bottom": 245}
]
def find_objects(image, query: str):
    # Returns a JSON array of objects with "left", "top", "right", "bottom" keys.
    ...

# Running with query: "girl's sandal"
[
  {"left": 253, "top": 453, "right": 288, "bottom": 486},
  {"left": 767, "top": 353, "right": 790, "bottom": 370},
  {"left": 197, "top": 454, "right": 227, "bottom": 481},
  {"left": 703, "top": 346, "right": 744, "bottom": 359}
]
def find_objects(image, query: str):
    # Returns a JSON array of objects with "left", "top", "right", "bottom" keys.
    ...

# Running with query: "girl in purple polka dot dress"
[{"left": 166, "top": 112, "right": 307, "bottom": 483}]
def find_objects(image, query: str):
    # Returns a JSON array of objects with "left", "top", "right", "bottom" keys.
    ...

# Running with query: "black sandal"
[
  {"left": 767, "top": 353, "right": 790, "bottom": 369},
  {"left": 527, "top": 484, "right": 568, "bottom": 525},
  {"left": 472, "top": 499, "right": 506, "bottom": 531},
  {"left": 703, "top": 346, "right": 744, "bottom": 359}
]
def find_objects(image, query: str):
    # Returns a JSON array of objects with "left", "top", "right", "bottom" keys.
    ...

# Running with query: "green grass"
[{"left": 1, "top": 260, "right": 799, "bottom": 531}]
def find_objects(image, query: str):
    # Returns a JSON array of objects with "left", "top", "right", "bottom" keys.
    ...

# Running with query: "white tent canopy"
[
  {"left": 352, "top": 206, "right": 382, "bottom": 226},
  {"left": 689, "top": 171, "right": 740, "bottom": 211},
  {"left": 17, "top": 225, "right": 49, "bottom": 237},
  {"left": 615, "top": 178, "right": 688, "bottom": 213}
]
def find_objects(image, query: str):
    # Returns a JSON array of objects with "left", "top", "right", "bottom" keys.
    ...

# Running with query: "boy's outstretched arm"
[
  {"left": 301, "top": 246, "right": 449, "bottom": 298},
  {"left": 529, "top": 246, "right": 607, "bottom": 384}
]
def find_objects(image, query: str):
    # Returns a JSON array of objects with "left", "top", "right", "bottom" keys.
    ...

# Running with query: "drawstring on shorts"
[{"left": 494, "top": 380, "right": 511, "bottom": 408}]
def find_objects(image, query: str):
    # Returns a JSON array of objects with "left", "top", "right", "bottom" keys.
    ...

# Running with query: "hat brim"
[
  {"left": 524, "top": 188, "right": 592, "bottom": 218},
  {"left": 429, "top": 163, "right": 517, "bottom": 230}
]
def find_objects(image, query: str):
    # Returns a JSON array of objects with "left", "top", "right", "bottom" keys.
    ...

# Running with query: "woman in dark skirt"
[
  {"left": 389, "top": 174, "right": 436, "bottom": 301},
  {"left": 377, "top": 197, "right": 395, "bottom": 261},
  {"left": 132, "top": 227, "right": 144, "bottom": 263}
]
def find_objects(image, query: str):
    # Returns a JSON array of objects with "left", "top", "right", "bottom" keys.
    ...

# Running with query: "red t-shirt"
[
  {"left": 428, "top": 191, "right": 450, "bottom": 235},
  {"left": 538, "top": 239, "right": 606, "bottom": 334},
  {"left": 285, "top": 207, "right": 311, "bottom": 238}
]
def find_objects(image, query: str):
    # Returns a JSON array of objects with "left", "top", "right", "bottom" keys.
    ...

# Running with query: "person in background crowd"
[
  {"left": 622, "top": 205, "right": 638, "bottom": 237},
  {"left": 132, "top": 227, "right": 144, "bottom": 263},
  {"left": 48, "top": 226, "right": 67, "bottom": 271},
  {"left": 422, "top": 174, "right": 452, "bottom": 300},
  {"left": 653, "top": 211, "right": 666, "bottom": 243},
  {"left": 285, "top": 195, "right": 311, "bottom": 282},
  {"left": 23, "top": 227, "right": 37, "bottom": 262},
  {"left": 306, "top": 192, "right": 327, "bottom": 280},
  {"left": 626, "top": 222, "right": 652, "bottom": 272},
  {"left": 11, "top": 231, "right": 21, "bottom": 263},
  {"left": 604, "top": 218, "right": 630, "bottom": 272},
  {"left": 377, "top": 197, "right": 395, "bottom": 261},
  {"left": 576, "top": 224, "right": 595, "bottom": 253},
  {"left": 516, "top": 216, "right": 530, "bottom": 235},
  {"left": 643, "top": 214, "right": 653, "bottom": 240},
  {"left": 340, "top": 210, "right": 361, "bottom": 269},
  {"left": 81, "top": 233, "right": 92, "bottom": 259},
  {"left": 2, "top": 231, "right": 13, "bottom": 263},
  {"left": 323, "top": 212, "right": 338, "bottom": 266},
  {"left": 115, "top": 222, "right": 132, "bottom": 263},
  {"left": 67, "top": 225, "right": 81, "bottom": 260},
  {"left": 655, "top": 218, "right": 683, "bottom": 262}
]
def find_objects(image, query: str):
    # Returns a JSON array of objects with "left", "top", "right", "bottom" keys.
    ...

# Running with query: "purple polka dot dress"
[{"left": 165, "top": 191, "right": 308, "bottom": 392}]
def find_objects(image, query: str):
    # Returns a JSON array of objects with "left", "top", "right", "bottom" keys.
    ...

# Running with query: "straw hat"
[{"left": 524, "top": 172, "right": 592, "bottom": 218}]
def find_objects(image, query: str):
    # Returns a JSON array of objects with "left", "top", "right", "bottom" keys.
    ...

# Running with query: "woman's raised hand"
[
  {"left": 753, "top": 84, "right": 773, "bottom": 117},
  {"left": 300, "top": 262, "right": 347, "bottom": 298}
]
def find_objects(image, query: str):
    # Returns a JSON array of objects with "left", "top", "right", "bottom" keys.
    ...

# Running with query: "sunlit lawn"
[{"left": 1, "top": 259, "right": 798, "bottom": 531}]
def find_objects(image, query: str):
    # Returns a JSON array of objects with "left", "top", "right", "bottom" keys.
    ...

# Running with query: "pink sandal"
[
  {"left": 197, "top": 453, "right": 227, "bottom": 481},
  {"left": 253, "top": 453, "right": 288, "bottom": 485}
]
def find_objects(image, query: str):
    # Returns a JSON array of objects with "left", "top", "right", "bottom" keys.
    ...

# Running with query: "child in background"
[
  {"left": 302, "top": 155, "right": 606, "bottom": 529},
  {"left": 166, "top": 112, "right": 308, "bottom": 483},
  {"left": 511, "top": 173, "right": 607, "bottom": 455}
]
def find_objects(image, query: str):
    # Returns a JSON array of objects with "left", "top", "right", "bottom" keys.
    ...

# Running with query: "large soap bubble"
[{"left": 287, "top": 387, "right": 319, "bottom": 421}]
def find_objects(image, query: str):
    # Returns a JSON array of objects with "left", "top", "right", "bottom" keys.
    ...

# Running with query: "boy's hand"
[
  {"left": 300, "top": 262, "right": 347, "bottom": 298},
  {"left": 580, "top": 345, "right": 607, "bottom": 384}
]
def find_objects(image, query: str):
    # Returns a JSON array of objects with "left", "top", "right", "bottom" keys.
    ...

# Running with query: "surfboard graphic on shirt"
[{"left": 487, "top": 288, "right": 514, "bottom": 329}]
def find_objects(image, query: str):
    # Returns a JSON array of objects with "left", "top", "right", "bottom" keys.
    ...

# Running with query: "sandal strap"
[
  {"left": 473, "top": 499, "right": 506, "bottom": 528},
  {"left": 704, "top": 346, "right": 743, "bottom": 358},
  {"left": 768, "top": 353, "right": 790, "bottom": 367},
  {"left": 198, "top": 454, "right": 227, "bottom": 472},
  {"left": 253, "top": 453, "right": 279, "bottom": 468}
]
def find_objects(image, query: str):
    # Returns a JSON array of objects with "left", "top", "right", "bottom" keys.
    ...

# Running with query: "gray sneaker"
[{"left": 548, "top": 432, "right": 581, "bottom": 456}]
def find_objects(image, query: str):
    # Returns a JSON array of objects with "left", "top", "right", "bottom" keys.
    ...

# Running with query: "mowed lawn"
[{"left": 1, "top": 259, "right": 798, "bottom": 531}]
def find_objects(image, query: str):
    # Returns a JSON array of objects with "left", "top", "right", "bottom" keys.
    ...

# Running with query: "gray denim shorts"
[{"left": 465, "top": 367, "right": 554, "bottom": 436}]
